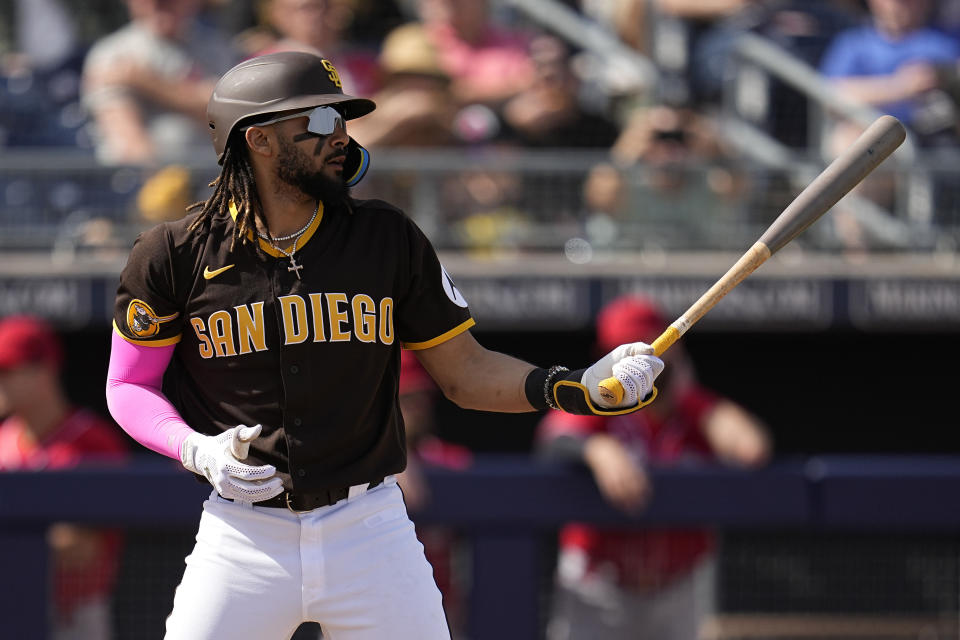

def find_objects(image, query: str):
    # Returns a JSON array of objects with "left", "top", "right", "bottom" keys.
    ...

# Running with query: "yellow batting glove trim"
[{"left": 554, "top": 379, "right": 658, "bottom": 416}]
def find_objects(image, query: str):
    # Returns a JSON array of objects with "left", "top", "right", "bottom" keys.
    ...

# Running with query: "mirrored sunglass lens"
[{"left": 307, "top": 108, "right": 345, "bottom": 135}]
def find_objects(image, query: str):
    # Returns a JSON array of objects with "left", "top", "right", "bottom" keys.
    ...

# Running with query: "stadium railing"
[{"left": 0, "top": 146, "right": 950, "bottom": 255}]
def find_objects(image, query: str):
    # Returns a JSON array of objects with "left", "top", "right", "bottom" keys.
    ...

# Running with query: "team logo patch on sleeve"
[
  {"left": 441, "top": 265, "right": 469, "bottom": 308},
  {"left": 126, "top": 299, "right": 179, "bottom": 338}
]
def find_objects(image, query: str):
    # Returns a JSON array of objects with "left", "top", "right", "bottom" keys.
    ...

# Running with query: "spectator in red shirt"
[
  {"left": 0, "top": 316, "right": 128, "bottom": 640},
  {"left": 536, "top": 295, "right": 771, "bottom": 640}
]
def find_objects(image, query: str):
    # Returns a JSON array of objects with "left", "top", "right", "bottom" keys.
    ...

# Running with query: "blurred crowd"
[
  {"left": 2, "top": 0, "right": 960, "bottom": 255},
  {"left": 3, "top": 0, "right": 957, "bottom": 149},
  {"left": 0, "top": 0, "right": 622, "bottom": 162},
  {"left": 3, "top": 0, "right": 960, "bottom": 154}
]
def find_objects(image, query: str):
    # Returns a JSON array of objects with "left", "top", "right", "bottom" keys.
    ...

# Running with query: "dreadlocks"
[{"left": 187, "top": 135, "right": 262, "bottom": 250}]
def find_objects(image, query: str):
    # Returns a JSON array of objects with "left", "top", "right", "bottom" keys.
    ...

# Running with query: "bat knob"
[{"left": 597, "top": 376, "right": 625, "bottom": 406}]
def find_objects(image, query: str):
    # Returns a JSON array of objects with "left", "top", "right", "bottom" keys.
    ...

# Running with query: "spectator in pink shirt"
[{"left": 419, "top": 0, "right": 537, "bottom": 109}]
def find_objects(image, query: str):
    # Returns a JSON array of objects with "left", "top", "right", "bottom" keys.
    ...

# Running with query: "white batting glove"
[
  {"left": 180, "top": 424, "right": 284, "bottom": 503},
  {"left": 581, "top": 342, "right": 665, "bottom": 408}
]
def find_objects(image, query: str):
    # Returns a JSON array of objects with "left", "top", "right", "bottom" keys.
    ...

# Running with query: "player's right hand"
[
  {"left": 582, "top": 342, "right": 664, "bottom": 408},
  {"left": 180, "top": 424, "right": 284, "bottom": 503}
]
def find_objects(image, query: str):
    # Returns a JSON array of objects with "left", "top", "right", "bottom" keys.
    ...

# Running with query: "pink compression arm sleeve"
[{"left": 105, "top": 331, "right": 194, "bottom": 460}]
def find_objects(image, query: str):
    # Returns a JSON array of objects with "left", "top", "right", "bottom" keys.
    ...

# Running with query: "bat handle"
[
  {"left": 596, "top": 326, "right": 680, "bottom": 406},
  {"left": 651, "top": 327, "right": 680, "bottom": 357}
]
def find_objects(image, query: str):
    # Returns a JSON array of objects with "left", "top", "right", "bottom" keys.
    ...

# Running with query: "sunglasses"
[{"left": 245, "top": 106, "right": 346, "bottom": 136}]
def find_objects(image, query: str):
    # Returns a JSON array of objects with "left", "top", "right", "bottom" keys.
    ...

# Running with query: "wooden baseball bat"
[{"left": 597, "top": 115, "right": 907, "bottom": 405}]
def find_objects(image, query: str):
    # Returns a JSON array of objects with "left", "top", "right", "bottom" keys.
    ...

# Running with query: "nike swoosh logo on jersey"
[{"left": 203, "top": 264, "right": 235, "bottom": 280}]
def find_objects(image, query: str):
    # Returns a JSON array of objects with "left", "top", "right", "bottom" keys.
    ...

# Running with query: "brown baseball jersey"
[{"left": 112, "top": 198, "right": 474, "bottom": 491}]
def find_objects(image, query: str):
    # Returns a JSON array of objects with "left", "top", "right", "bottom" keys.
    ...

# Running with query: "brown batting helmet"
[{"left": 207, "top": 51, "right": 376, "bottom": 164}]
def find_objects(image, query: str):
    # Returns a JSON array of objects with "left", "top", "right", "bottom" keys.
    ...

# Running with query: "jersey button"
[
  {"left": 290, "top": 365, "right": 300, "bottom": 374},
  {"left": 293, "top": 418, "right": 302, "bottom": 427},
  {"left": 297, "top": 469, "right": 306, "bottom": 477}
]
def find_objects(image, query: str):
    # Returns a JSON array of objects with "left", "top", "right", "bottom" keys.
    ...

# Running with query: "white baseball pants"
[{"left": 164, "top": 477, "right": 450, "bottom": 640}]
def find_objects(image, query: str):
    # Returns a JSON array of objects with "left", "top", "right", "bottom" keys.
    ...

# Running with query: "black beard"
[{"left": 276, "top": 135, "right": 348, "bottom": 205}]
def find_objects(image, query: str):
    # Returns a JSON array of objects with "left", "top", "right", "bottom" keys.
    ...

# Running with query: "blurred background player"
[
  {"left": 0, "top": 315, "right": 128, "bottom": 640},
  {"left": 536, "top": 295, "right": 771, "bottom": 640}
]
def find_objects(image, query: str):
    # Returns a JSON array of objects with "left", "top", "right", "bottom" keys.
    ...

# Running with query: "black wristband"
[
  {"left": 524, "top": 367, "right": 550, "bottom": 410},
  {"left": 525, "top": 365, "right": 571, "bottom": 411}
]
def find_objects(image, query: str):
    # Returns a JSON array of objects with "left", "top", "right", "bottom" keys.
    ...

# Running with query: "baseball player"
[{"left": 104, "top": 51, "right": 664, "bottom": 640}]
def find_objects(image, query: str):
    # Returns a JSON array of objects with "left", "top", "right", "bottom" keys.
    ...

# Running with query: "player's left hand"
[
  {"left": 180, "top": 424, "right": 285, "bottom": 503},
  {"left": 582, "top": 342, "right": 665, "bottom": 408}
]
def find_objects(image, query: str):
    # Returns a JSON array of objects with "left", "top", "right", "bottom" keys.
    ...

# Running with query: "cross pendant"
[{"left": 287, "top": 256, "right": 303, "bottom": 279}]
